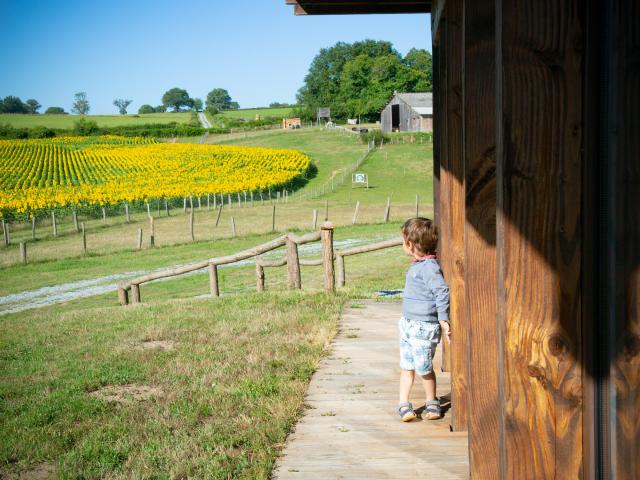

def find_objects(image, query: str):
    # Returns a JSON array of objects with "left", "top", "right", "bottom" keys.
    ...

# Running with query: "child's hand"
[{"left": 439, "top": 320, "right": 451, "bottom": 344}]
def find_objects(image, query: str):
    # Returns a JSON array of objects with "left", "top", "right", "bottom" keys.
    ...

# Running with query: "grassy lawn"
[{"left": 0, "top": 112, "right": 192, "bottom": 129}]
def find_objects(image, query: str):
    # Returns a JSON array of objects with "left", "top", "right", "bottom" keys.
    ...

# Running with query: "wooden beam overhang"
[{"left": 286, "top": 0, "right": 431, "bottom": 15}]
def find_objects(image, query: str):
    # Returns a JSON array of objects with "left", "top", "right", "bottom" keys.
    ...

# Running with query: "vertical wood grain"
[
  {"left": 497, "top": 1, "right": 584, "bottom": 476},
  {"left": 463, "top": 0, "right": 499, "bottom": 475}
]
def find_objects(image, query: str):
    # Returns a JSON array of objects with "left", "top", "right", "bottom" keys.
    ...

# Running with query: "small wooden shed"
[{"left": 381, "top": 92, "right": 433, "bottom": 133}]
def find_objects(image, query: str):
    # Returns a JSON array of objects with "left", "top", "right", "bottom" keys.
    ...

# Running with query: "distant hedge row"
[{"left": 0, "top": 122, "right": 225, "bottom": 140}]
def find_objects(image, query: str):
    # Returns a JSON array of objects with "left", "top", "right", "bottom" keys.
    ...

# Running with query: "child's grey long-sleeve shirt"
[{"left": 401, "top": 258, "right": 450, "bottom": 323}]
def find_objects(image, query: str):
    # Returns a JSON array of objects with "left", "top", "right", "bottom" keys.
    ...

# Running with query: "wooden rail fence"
[{"left": 117, "top": 223, "right": 403, "bottom": 305}]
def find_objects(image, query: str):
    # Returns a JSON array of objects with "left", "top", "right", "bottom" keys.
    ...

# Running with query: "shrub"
[
  {"left": 73, "top": 118, "right": 100, "bottom": 136},
  {"left": 138, "top": 104, "right": 155, "bottom": 114},
  {"left": 360, "top": 129, "right": 389, "bottom": 146},
  {"left": 44, "top": 106, "right": 67, "bottom": 114},
  {"left": 29, "top": 126, "right": 56, "bottom": 138}
]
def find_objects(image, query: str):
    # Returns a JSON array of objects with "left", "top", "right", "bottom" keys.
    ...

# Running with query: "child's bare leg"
[
  {"left": 399, "top": 369, "right": 415, "bottom": 403},
  {"left": 420, "top": 371, "right": 437, "bottom": 402}
]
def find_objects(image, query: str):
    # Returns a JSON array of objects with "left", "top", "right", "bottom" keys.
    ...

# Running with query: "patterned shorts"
[{"left": 398, "top": 317, "right": 441, "bottom": 375}]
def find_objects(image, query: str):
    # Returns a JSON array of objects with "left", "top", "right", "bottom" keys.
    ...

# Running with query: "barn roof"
[
  {"left": 394, "top": 92, "right": 433, "bottom": 115},
  {"left": 286, "top": 0, "right": 431, "bottom": 15}
]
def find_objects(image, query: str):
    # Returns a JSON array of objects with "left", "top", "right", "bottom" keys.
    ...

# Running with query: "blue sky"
[{"left": 0, "top": 1, "right": 431, "bottom": 114}]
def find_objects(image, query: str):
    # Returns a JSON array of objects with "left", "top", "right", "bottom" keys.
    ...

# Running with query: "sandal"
[
  {"left": 424, "top": 400, "right": 442, "bottom": 420},
  {"left": 398, "top": 402, "right": 417, "bottom": 422}
]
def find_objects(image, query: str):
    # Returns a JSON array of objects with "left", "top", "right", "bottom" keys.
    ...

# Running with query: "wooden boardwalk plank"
[{"left": 273, "top": 301, "right": 469, "bottom": 479}]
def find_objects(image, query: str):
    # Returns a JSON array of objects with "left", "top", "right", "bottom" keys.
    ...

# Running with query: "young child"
[{"left": 397, "top": 217, "right": 451, "bottom": 422}]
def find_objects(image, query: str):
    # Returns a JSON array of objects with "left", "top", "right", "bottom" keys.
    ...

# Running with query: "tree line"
[
  {"left": 296, "top": 39, "right": 432, "bottom": 121},
  {"left": 0, "top": 88, "right": 242, "bottom": 116}
]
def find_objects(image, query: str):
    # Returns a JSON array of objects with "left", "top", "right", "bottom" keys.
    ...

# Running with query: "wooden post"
[
  {"left": 189, "top": 195, "right": 193, "bottom": 211},
  {"left": 189, "top": 210, "right": 194, "bottom": 241},
  {"left": 2, "top": 220, "right": 9, "bottom": 246},
  {"left": 102, "top": 207, "right": 107, "bottom": 223},
  {"left": 228, "top": 194, "right": 232, "bottom": 208},
  {"left": 383, "top": 198, "right": 390, "bottom": 223},
  {"left": 183, "top": 197, "right": 187, "bottom": 214},
  {"left": 72, "top": 208, "right": 79, "bottom": 232},
  {"left": 125, "top": 204, "right": 130, "bottom": 222},
  {"left": 137, "top": 228, "right": 143, "bottom": 249},
  {"left": 208, "top": 263, "right": 219, "bottom": 297},
  {"left": 213, "top": 193, "right": 217, "bottom": 209},
  {"left": 415, "top": 194, "right": 419, "bottom": 217},
  {"left": 31, "top": 217, "right": 36, "bottom": 240},
  {"left": 256, "top": 262, "right": 265, "bottom": 292},
  {"left": 230, "top": 216, "right": 236, "bottom": 237},
  {"left": 131, "top": 284, "right": 141, "bottom": 303},
  {"left": 260, "top": 190, "right": 264, "bottom": 205},
  {"left": 352, "top": 201, "right": 360, "bottom": 225},
  {"left": 197, "top": 196, "right": 202, "bottom": 209},
  {"left": 462, "top": 0, "right": 499, "bottom": 476},
  {"left": 207, "top": 194, "right": 210, "bottom": 210},
  {"left": 19, "top": 241, "right": 26, "bottom": 264},
  {"left": 250, "top": 191, "right": 254, "bottom": 207},
  {"left": 146, "top": 202, "right": 151, "bottom": 218},
  {"left": 324, "top": 199, "right": 329, "bottom": 221},
  {"left": 215, "top": 204, "right": 223, "bottom": 227},
  {"left": 117, "top": 285, "right": 129, "bottom": 306},
  {"left": 312, "top": 209, "right": 318, "bottom": 230},
  {"left": 237, "top": 192, "right": 241, "bottom": 207},
  {"left": 243, "top": 191, "right": 247, "bottom": 207},
  {"left": 337, "top": 254, "right": 345, "bottom": 287},
  {"left": 286, "top": 236, "right": 301, "bottom": 289},
  {"left": 81, "top": 222, "right": 87, "bottom": 253},
  {"left": 149, "top": 217, "right": 155, "bottom": 247},
  {"left": 277, "top": 191, "right": 281, "bottom": 203},
  {"left": 51, "top": 211, "right": 57, "bottom": 237},
  {"left": 321, "top": 222, "right": 335, "bottom": 293},
  {"left": 157, "top": 199, "right": 160, "bottom": 216},
  {"left": 271, "top": 205, "right": 276, "bottom": 232},
  {"left": 165, "top": 198, "right": 169, "bottom": 216}
]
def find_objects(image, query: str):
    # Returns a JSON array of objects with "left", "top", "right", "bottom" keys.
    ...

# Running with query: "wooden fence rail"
[{"left": 117, "top": 225, "right": 403, "bottom": 305}]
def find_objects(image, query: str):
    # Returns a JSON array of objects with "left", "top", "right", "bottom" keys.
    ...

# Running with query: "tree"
[
  {"left": 113, "top": 98, "right": 132, "bottom": 115},
  {"left": 154, "top": 104, "right": 167, "bottom": 113},
  {"left": 73, "top": 118, "right": 99, "bottom": 135},
  {"left": 296, "top": 40, "right": 433, "bottom": 121},
  {"left": 138, "top": 104, "right": 155, "bottom": 114},
  {"left": 206, "top": 88, "right": 238, "bottom": 111},
  {"left": 71, "top": 92, "right": 90, "bottom": 115},
  {"left": 192, "top": 98, "right": 203, "bottom": 112},
  {"left": 0, "top": 96, "right": 28, "bottom": 113},
  {"left": 162, "top": 88, "right": 192, "bottom": 112},
  {"left": 269, "top": 102, "right": 291, "bottom": 108},
  {"left": 45, "top": 106, "right": 67, "bottom": 114},
  {"left": 25, "top": 99, "right": 41, "bottom": 114}
]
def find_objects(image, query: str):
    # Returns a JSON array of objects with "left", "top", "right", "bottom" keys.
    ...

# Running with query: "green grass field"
[
  {"left": 0, "top": 127, "right": 433, "bottom": 478},
  {"left": 213, "top": 106, "right": 295, "bottom": 121},
  {"left": 0, "top": 112, "right": 193, "bottom": 129}
]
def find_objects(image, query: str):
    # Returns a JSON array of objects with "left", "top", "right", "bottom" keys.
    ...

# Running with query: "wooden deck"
[{"left": 273, "top": 301, "right": 469, "bottom": 479}]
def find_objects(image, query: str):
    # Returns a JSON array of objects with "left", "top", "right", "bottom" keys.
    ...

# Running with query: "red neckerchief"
[{"left": 412, "top": 254, "right": 437, "bottom": 263}]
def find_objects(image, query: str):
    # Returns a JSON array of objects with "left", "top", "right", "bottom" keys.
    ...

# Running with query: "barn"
[{"left": 380, "top": 92, "right": 433, "bottom": 133}]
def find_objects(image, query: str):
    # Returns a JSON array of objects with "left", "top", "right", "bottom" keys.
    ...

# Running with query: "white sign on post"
[{"left": 352, "top": 172, "right": 369, "bottom": 188}]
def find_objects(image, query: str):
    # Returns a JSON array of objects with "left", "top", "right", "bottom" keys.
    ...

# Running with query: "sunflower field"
[{"left": 0, "top": 136, "right": 312, "bottom": 215}]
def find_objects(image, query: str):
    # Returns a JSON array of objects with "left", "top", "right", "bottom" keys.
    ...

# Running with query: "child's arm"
[{"left": 426, "top": 267, "right": 451, "bottom": 343}]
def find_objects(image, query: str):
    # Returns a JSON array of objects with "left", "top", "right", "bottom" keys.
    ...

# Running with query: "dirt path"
[
  {"left": 197, "top": 112, "right": 212, "bottom": 129},
  {"left": 272, "top": 301, "right": 469, "bottom": 479}
]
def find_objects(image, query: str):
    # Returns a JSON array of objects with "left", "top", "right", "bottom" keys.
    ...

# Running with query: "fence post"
[
  {"left": 189, "top": 210, "right": 195, "bottom": 241},
  {"left": 82, "top": 222, "right": 87, "bottom": 253},
  {"left": 198, "top": 196, "right": 202, "bottom": 209},
  {"left": 183, "top": 197, "right": 187, "bottom": 214},
  {"left": 231, "top": 216, "right": 236, "bottom": 237},
  {"left": 337, "top": 254, "right": 345, "bottom": 287},
  {"left": 19, "top": 241, "right": 26, "bottom": 264},
  {"left": 215, "top": 204, "right": 223, "bottom": 227},
  {"left": 165, "top": 198, "right": 170, "bottom": 217},
  {"left": 207, "top": 194, "right": 210, "bottom": 210},
  {"left": 125, "top": 204, "right": 130, "bottom": 222},
  {"left": 131, "top": 284, "right": 141, "bottom": 303},
  {"left": 250, "top": 191, "right": 254, "bottom": 207},
  {"left": 208, "top": 263, "right": 220, "bottom": 297},
  {"left": 213, "top": 193, "right": 217, "bottom": 209},
  {"left": 72, "top": 208, "right": 79, "bottom": 232},
  {"left": 118, "top": 284, "right": 129, "bottom": 306},
  {"left": 272, "top": 205, "right": 276, "bottom": 232},
  {"left": 312, "top": 209, "right": 318, "bottom": 230},
  {"left": 324, "top": 200, "right": 329, "bottom": 221},
  {"left": 2, "top": 220, "right": 9, "bottom": 246},
  {"left": 352, "top": 201, "right": 360, "bottom": 225},
  {"left": 137, "top": 228, "right": 143, "bottom": 249},
  {"left": 256, "top": 262, "right": 265, "bottom": 292},
  {"left": 31, "top": 217, "right": 36, "bottom": 240},
  {"left": 102, "top": 207, "right": 107, "bottom": 223},
  {"left": 321, "top": 221, "right": 335, "bottom": 293},
  {"left": 149, "top": 217, "right": 155, "bottom": 247},
  {"left": 51, "top": 211, "right": 57, "bottom": 237},
  {"left": 237, "top": 192, "right": 242, "bottom": 207},
  {"left": 157, "top": 199, "right": 160, "bottom": 217},
  {"left": 286, "top": 236, "right": 301, "bottom": 289},
  {"left": 260, "top": 190, "right": 264, "bottom": 205},
  {"left": 228, "top": 194, "right": 232, "bottom": 209},
  {"left": 415, "top": 194, "right": 419, "bottom": 217},
  {"left": 189, "top": 195, "right": 193, "bottom": 211},
  {"left": 384, "top": 197, "right": 391, "bottom": 223}
]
